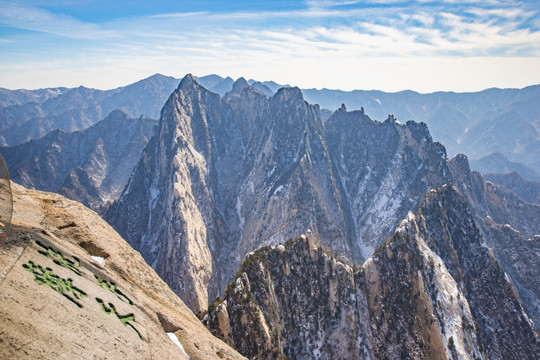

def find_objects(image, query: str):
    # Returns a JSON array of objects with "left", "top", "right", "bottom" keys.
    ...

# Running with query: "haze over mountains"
[
  {"left": 2, "top": 73, "right": 539, "bottom": 180},
  {"left": 1, "top": 73, "right": 539, "bottom": 359},
  {"left": 0, "top": 74, "right": 178, "bottom": 147},
  {"left": 1, "top": 110, "right": 156, "bottom": 211}
]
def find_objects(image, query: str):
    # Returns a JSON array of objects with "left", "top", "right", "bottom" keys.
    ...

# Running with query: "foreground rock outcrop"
[
  {"left": 0, "top": 183, "right": 245, "bottom": 360},
  {"left": 201, "top": 185, "right": 540, "bottom": 360}
]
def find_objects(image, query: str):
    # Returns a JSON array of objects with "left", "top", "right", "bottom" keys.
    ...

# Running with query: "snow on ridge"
[
  {"left": 91, "top": 256, "right": 106, "bottom": 267},
  {"left": 167, "top": 332, "right": 190, "bottom": 359}
]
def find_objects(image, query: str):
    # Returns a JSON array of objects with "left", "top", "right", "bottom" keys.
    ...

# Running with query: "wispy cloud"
[{"left": 0, "top": 2, "right": 117, "bottom": 39}]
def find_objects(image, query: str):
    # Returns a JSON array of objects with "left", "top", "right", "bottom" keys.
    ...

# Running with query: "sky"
[{"left": 1, "top": 0, "right": 540, "bottom": 92}]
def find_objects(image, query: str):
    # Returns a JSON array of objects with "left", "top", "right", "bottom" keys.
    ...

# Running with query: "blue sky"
[{"left": 1, "top": 0, "right": 539, "bottom": 92}]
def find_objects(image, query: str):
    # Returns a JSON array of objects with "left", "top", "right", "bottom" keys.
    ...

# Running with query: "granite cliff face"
[
  {"left": 0, "top": 183, "right": 245, "bottom": 360},
  {"left": 324, "top": 108, "right": 452, "bottom": 258},
  {"left": 105, "top": 75, "right": 352, "bottom": 312},
  {"left": 0, "top": 110, "right": 156, "bottom": 211},
  {"left": 105, "top": 75, "right": 540, "bottom": 319},
  {"left": 202, "top": 185, "right": 539, "bottom": 359}
]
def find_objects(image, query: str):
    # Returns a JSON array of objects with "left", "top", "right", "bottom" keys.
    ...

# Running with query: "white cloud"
[
  {"left": 402, "top": 12, "right": 436, "bottom": 26},
  {"left": 1, "top": 0, "right": 539, "bottom": 91},
  {"left": 0, "top": 2, "right": 117, "bottom": 39},
  {"left": 150, "top": 11, "right": 209, "bottom": 19},
  {"left": 306, "top": 0, "right": 403, "bottom": 7}
]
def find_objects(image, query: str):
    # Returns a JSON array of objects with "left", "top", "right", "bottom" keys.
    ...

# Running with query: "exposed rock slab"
[{"left": 0, "top": 183, "right": 245, "bottom": 360}]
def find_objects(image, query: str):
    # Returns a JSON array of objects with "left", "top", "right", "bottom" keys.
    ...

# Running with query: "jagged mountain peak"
[
  {"left": 449, "top": 153, "right": 472, "bottom": 173},
  {"left": 419, "top": 183, "right": 473, "bottom": 228},
  {"left": 202, "top": 182, "right": 539, "bottom": 360},
  {"left": 273, "top": 86, "right": 304, "bottom": 103},
  {"left": 144, "top": 72, "right": 175, "bottom": 82},
  {"left": 178, "top": 73, "right": 200, "bottom": 91},
  {"left": 249, "top": 81, "right": 274, "bottom": 97},
  {"left": 325, "top": 105, "right": 434, "bottom": 146},
  {"left": 402, "top": 120, "right": 434, "bottom": 144},
  {"left": 385, "top": 113, "right": 396, "bottom": 123},
  {"left": 325, "top": 104, "right": 374, "bottom": 126},
  {"left": 231, "top": 77, "right": 249, "bottom": 93},
  {"left": 224, "top": 77, "right": 261, "bottom": 104},
  {"left": 103, "top": 108, "right": 129, "bottom": 119}
]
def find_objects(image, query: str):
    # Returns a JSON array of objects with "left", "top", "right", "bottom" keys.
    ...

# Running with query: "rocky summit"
[
  {"left": 105, "top": 75, "right": 451, "bottom": 312},
  {"left": 201, "top": 185, "right": 540, "bottom": 360},
  {"left": 105, "top": 75, "right": 354, "bottom": 312},
  {"left": 0, "top": 183, "right": 245, "bottom": 360}
]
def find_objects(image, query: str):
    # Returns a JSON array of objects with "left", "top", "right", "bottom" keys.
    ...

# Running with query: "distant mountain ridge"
[
  {"left": 2, "top": 73, "right": 538, "bottom": 176},
  {"left": 0, "top": 110, "right": 157, "bottom": 210},
  {"left": 470, "top": 152, "right": 540, "bottom": 182},
  {"left": 0, "top": 73, "right": 177, "bottom": 146}
]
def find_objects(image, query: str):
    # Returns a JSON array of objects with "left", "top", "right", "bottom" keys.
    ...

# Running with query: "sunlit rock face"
[
  {"left": 105, "top": 75, "right": 353, "bottom": 312},
  {"left": 0, "top": 183, "right": 246, "bottom": 360}
]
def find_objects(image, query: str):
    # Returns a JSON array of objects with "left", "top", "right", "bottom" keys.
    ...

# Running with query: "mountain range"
[
  {"left": 0, "top": 74, "right": 177, "bottom": 147},
  {"left": 1, "top": 110, "right": 156, "bottom": 211},
  {"left": 1, "top": 73, "right": 539, "bottom": 359},
  {"left": 2, "top": 73, "right": 539, "bottom": 179},
  {"left": 470, "top": 152, "right": 540, "bottom": 182},
  {"left": 101, "top": 75, "right": 539, "bottom": 345}
]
